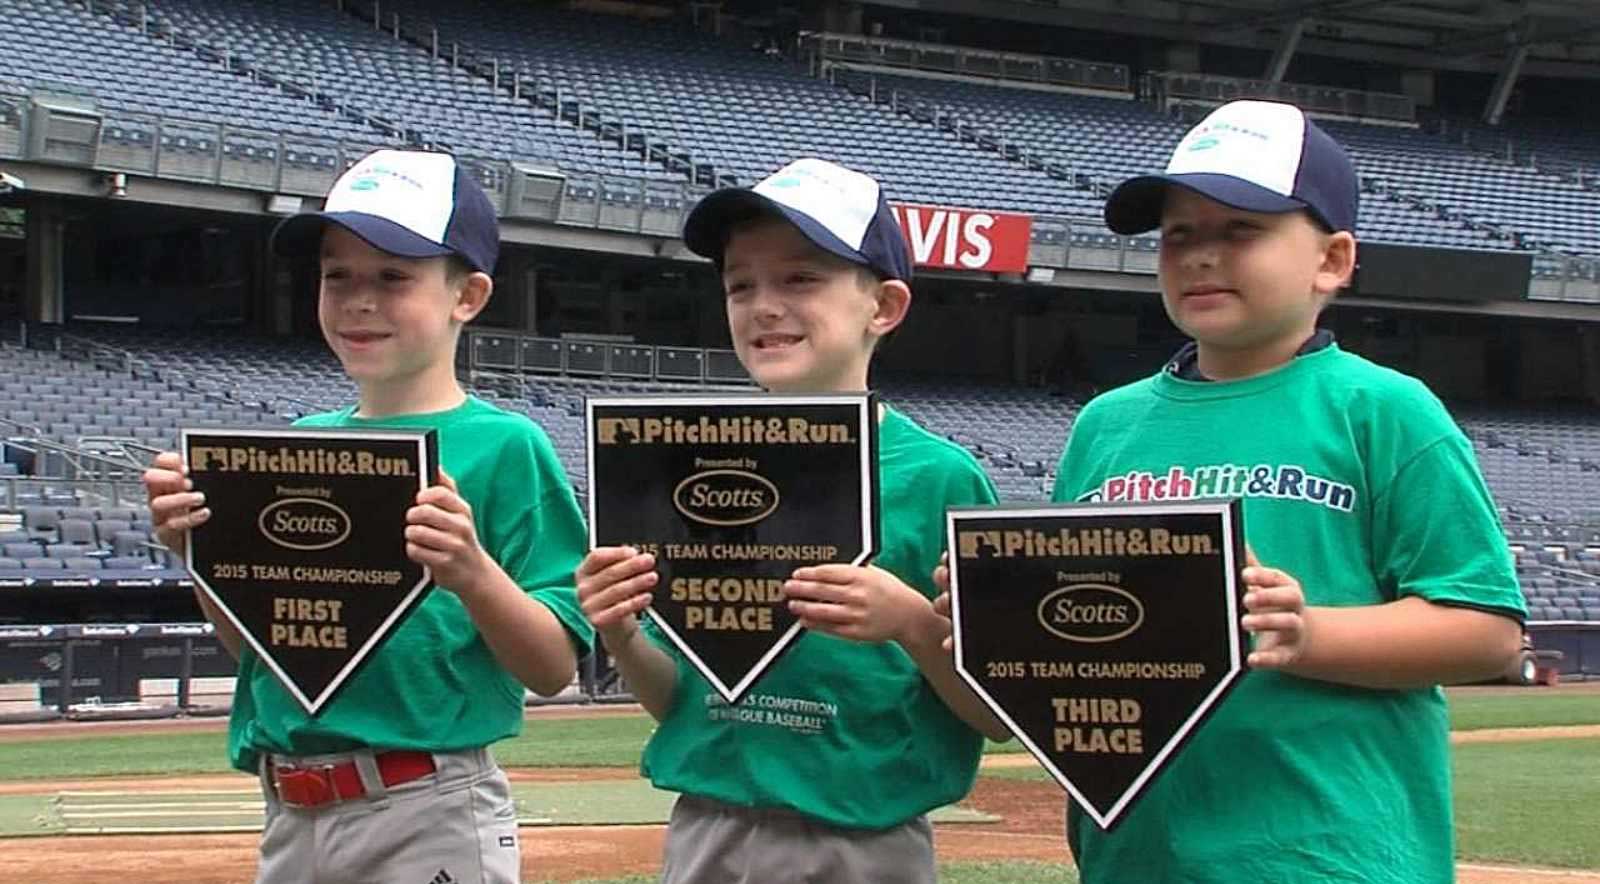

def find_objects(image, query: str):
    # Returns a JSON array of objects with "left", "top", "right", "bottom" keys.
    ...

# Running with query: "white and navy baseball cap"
[
  {"left": 683, "top": 157, "right": 913, "bottom": 282},
  {"left": 272, "top": 148, "right": 499, "bottom": 274},
  {"left": 1104, "top": 100, "right": 1358, "bottom": 236}
]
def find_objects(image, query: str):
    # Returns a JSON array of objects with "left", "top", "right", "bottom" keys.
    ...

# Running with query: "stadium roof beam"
[
  {"left": 1202, "top": 0, "right": 1391, "bottom": 36},
  {"left": 860, "top": 0, "right": 1600, "bottom": 78},
  {"left": 1433, "top": 15, "right": 1600, "bottom": 59},
  {"left": 1485, "top": 40, "right": 1531, "bottom": 125},
  {"left": 1264, "top": 17, "right": 1306, "bottom": 82}
]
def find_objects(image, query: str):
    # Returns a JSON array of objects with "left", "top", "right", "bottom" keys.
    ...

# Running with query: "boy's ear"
[
  {"left": 868, "top": 279, "right": 912, "bottom": 338},
  {"left": 451, "top": 271, "right": 494, "bottom": 324},
  {"left": 1314, "top": 232, "right": 1357, "bottom": 295}
]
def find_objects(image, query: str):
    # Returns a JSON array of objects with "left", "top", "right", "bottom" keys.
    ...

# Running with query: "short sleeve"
[
  {"left": 1370, "top": 435, "right": 1525, "bottom": 621},
  {"left": 489, "top": 427, "right": 596, "bottom": 658}
]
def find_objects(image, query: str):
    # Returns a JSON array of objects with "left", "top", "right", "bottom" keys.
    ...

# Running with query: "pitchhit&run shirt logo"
[{"left": 1076, "top": 463, "right": 1356, "bottom": 513}]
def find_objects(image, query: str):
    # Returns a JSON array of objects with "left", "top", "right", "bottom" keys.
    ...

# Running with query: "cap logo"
[
  {"left": 348, "top": 177, "right": 380, "bottom": 192},
  {"left": 1186, "top": 136, "right": 1220, "bottom": 152}
]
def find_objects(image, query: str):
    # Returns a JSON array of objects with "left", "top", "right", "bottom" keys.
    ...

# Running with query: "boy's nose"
[{"left": 1178, "top": 241, "right": 1221, "bottom": 270}]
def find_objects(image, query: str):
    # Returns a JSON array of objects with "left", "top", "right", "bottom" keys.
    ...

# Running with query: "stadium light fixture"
[{"left": 0, "top": 171, "right": 24, "bottom": 194}]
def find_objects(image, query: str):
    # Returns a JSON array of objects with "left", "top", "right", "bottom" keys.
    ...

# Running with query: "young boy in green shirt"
[
  {"left": 940, "top": 100, "right": 1525, "bottom": 882},
  {"left": 576, "top": 158, "right": 1007, "bottom": 883},
  {"left": 143, "top": 149, "right": 593, "bottom": 884}
]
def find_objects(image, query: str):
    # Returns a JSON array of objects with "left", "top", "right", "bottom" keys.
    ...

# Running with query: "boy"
[
  {"left": 143, "top": 149, "right": 593, "bottom": 884},
  {"left": 575, "top": 158, "right": 1009, "bottom": 883},
  {"left": 1011, "top": 100, "right": 1524, "bottom": 881}
]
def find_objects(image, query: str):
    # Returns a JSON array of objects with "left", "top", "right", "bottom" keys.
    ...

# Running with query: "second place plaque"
[{"left": 587, "top": 394, "right": 879, "bottom": 703}]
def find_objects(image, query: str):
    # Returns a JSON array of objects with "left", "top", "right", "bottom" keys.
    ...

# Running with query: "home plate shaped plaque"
[
  {"left": 183, "top": 428, "right": 437, "bottom": 715},
  {"left": 947, "top": 499, "right": 1247, "bottom": 829}
]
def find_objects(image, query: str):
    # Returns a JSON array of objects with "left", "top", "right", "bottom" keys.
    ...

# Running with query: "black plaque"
[
  {"left": 947, "top": 499, "right": 1246, "bottom": 830},
  {"left": 182, "top": 428, "right": 438, "bottom": 715},
  {"left": 587, "top": 394, "right": 879, "bottom": 703}
]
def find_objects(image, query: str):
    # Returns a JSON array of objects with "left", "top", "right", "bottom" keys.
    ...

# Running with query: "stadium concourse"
[{"left": 0, "top": 0, "right": 1598, "bottom": 715}]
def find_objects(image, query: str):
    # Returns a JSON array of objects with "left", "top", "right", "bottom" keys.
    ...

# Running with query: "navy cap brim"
[
  {"left": 1104, "top": 173, "right": 1308, "bottom": 235},
  {"left": 270, "top": 211, "right": 455, "bottom": 262},
  {"left": 683, "top": 188, "right": 876, "bottom": 274}
]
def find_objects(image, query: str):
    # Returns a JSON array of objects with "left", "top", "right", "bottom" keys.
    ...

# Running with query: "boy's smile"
[{"left": 721, "top": 219, "right": 892, "bottom": 394}]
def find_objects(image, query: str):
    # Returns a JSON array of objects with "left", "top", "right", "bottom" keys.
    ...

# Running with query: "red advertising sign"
[{"left": 889, "top": 203, "right": 1034, "bottom": 274}]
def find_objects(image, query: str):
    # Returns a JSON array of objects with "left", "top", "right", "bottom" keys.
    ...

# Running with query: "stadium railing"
[
  {"left": 467, "top": 330, "right": 755, "bottom": 386},
  {"left": 1143, "top": 70, "right": 1416, "bottom": 124},
  {"left": 800, "top": 30, "right": 1131, "bottom": 93}
]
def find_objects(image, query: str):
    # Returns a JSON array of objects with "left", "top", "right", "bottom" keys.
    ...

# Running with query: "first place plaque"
[
  {"left": 183, "top": 428, "right": 438, "bottom": 715},
  {"left": 947, "top": 499, "right": 1246, "bottom": 830},
  {"left": 587, "top": 394, "right": 879, "bottom": 704}
]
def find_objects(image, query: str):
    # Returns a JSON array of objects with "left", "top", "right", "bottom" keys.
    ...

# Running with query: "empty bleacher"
[
  {"left": 383, "top": 0, "right": 1084, "bottom": 213},
  {"left": 0, "top": 0, "right": 385, "bottom": 143}
]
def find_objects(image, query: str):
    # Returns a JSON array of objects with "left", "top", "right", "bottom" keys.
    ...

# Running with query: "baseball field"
[{"left": 0, "top": 683, "right": 1593, "bottom": 883}]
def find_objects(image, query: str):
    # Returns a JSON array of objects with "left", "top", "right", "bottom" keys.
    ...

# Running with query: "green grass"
[
  {"left": 532, "top": 864, "right": 1075, "bottom": 884},
  {"left": 1454, "top": 737, "right": 1600, "bottom": 869},
  {"left": 1446, "top": 690, "right": 1600, "bottom": 731},
  {"left": 0, "top": 716, "right": 659, "bottom": 781},
  {"left": 0, "top": 690, "right": 1587, "bottom": 781},
  {"left": 979, "top": 738, "right": 1600, "bottom": 870}
]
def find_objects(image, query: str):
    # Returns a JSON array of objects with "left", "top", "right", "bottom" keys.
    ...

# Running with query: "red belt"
[{"left": 271, "top": 750, "right": 436, "bottom": 808}]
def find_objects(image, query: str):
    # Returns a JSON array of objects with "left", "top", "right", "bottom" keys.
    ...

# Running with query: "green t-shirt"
[
  {"left": 226, "top": 396, "right": 594, "bottom": 772},
  {"left": 1052, "top": 345, "right": 1524, "bottom": 884},
  {"left": 640, "top": 406, "right": 997, "bottom": 829}
]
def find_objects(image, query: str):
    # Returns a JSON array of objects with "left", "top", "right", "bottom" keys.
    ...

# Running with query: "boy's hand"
[
  {"left": 143, "top": 451, "right": 207, "bottom": 557},
  {"left": 783, "top": 564, "right": 933, "bottom": 645},
  {"left": 931, "top": 551, "right": 955, "bottom": 652},
  {"left": 1241, "top": 549, "right": 1310, "bottom": 669},
  {"left": 575, "top": 546, "right": 658, "bottom": 648},
  {"left": 405, "top": 470, "right": 494, "bottom": 596}
]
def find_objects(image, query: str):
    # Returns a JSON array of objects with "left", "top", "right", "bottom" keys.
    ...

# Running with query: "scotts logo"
[
  {"left": 1037, "top": 584, "right": 1145, "bottom": 643},
  {"left": 672, "top": 470, "right": 780, "bottom": 527},
  {"left": 258, "top": 498, "right": 352, "bottom": 551}
]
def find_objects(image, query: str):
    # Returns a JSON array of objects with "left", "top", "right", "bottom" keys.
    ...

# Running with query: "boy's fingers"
[
  {"left": 1248, "top": 648, "right": 1296, "bottom": 669},
  {"left": 790, "top": 600, "right": 857, "bottom": 626},
  {"left": 1243, "top": 587, "right": 1302, "bottom": 612},
  {"left": 1242, "top": 566, "right": 1293, "bottom": 588},
  {"left": 405, "top": 524, "right": 463, "bottom": 551},
  {"left": 790, "top": 564, "right": 856, "bottom": 584},
  {"left": 435, "top": 470, "right": 458, "bottom": 493},
  {"left": 932, "top": 592, "right": 951, "bottom": 618},
  {"left": 1244, "top": 546, "right": 1260, "bottom": 568},
  {"left": 932, "top": 565, "right": 950, "bottom": 593},
  {"left": 590, "top": 554, "right": 656, "bottom": 589},
  {"left": 152, "top": 451, "right": 183, "bottom": 471},
  {"left": 1242, "top": 612, "right": 1301, "bottom": 633},
  {"left": 416, "top": 486, "right": 470, "bottom": 515},
  {"left": 142, "top": 467, "right": 188, "bottom": 494},
  {"left": 578, "top": 546, "right": 638, "bottom": 577},
  {"left": 782, "top": 579, "right": 853, "bottom": 605},
  {"left": 581, "top": 572, "right": 658, "bottom": 610},
  {"left": 406, "top": 506, "right": 473, "bottom": 536}
]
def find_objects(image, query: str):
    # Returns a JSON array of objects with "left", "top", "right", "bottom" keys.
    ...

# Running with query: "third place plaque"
[{"left": 947, "top": 499, "right": 1247, "bottom": 829}]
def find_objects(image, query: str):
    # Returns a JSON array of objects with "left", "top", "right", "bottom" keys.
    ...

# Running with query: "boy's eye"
[
  {"left": 1160, "top": 226, "right": 1189, "bottom": 244},
  {"left": 321, "top": 268, "right": 349, "bottom": 282},
  {"left": 1226, "top": 221, "right": 1261, "bottom": 238},
  {"left": 724, "top": 279, "right": 752, "bottom": 296}
]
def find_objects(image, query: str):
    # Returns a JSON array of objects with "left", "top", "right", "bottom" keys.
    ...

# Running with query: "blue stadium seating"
[{"left": 0, "top": 0, "right": 383, "bottom": 142}]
